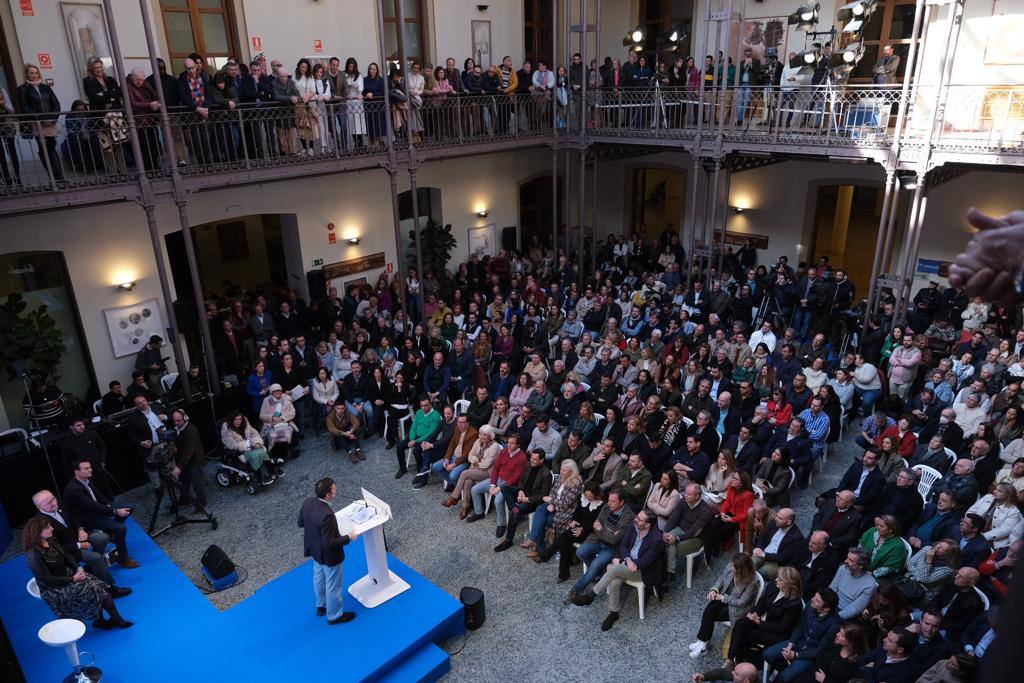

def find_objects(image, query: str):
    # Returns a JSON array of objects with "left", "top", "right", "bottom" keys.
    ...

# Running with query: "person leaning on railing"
[
  {"left": 126, "top": 67, "right": 161, "bottom": 171},
  {"left": 18, "top": 63, "right": 64, "bottom": 183}
]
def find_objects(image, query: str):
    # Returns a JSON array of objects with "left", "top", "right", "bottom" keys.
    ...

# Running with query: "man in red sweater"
[{"left": 467, "top": 434, "right": 526, "bottom": 525}]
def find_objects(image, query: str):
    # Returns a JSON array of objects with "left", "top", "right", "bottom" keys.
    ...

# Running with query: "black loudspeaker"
[
  {"left": 201, "top": 544, "right": 236, "bottom": 580},
  {"left": 307, "top": 269, "right": 328, "bottom": 301},
  {"left": 500, "top": 226, "right": 517, "bottom": 251},
  {"left": 459, "top": 586, "right": 485, "bottom": 630}
]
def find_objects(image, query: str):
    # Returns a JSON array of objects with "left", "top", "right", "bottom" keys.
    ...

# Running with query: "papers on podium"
[{"left": 335, "top": 488, "right": 411, "bottom": 608}]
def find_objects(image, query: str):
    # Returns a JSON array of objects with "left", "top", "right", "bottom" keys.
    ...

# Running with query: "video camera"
[{"left": 146, "top": 429, "right": 178, "bottom": 479}]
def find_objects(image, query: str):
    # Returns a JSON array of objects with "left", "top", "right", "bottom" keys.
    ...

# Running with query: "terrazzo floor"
[{"left": 17, "top": 426, "right": 857, "bottom": 681}]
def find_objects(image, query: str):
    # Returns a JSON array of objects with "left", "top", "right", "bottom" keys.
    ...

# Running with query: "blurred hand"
[{"left": 948, "top": 208, "right": 1024, "bottom": 305}]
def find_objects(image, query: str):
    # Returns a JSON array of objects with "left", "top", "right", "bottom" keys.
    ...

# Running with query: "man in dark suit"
[
  {"left": 63, "top": 458, "right": 139, "bottom": 568},
  {"left": 909, "top": 609, "right": 952, "bottom": 678},
  {"left": 343, "top": 360, "right": 375, "bottom": 430},
  {"left": 831, "top": 449, "right": 886, "bottom": 514},
  {"left": 61, "top": 416, "right": 110, "bottom": 494},
  {"left": 32, "top": 489, "right": 129, "bottom": 596},
  {"left": 908, "top": 490, "right": 960, "bottom": 551},
  {"left": 298, "top": 477, "right": 359, "bottom": 625},
  {"left": 765, "top": 419, "right": 814, "bottom": 486},
  {"left": 953, "top": 514, "right": 991, "bottom": 569},
  {"left": 212, "top": 317, "right": 243, "bottom": 380},
  {"left": 934, "top": 567, "right": 985, "bottom": 644},
  {"left": 723, "top": 423, "right": 762, "bottom": 475},
  {"left": 124, "top": 394, "right": 168, "bottom": 488},
  {"left": 171, "top": 408, "right": 208, "bottom": 514},
  {"left": 858, "top": 628, "right": 917, "bottom": 683},
  {"left": 919, "top": 407, "right": 965, "bottom": 454},
  {"left": 811, "top": 489, "right": 863, "bottom": 557},
  {"left": 572, "top": 508, "right": 664, "bottom": 632},
  {"left": 751, "top": 508, "right": 804, "bottom": 578},
  {"left": 797, "top": 531, "right": 841, "bottom": 600}
]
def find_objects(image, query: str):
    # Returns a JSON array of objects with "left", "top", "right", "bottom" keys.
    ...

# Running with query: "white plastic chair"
[
  {"left": 92, "top": 399, "right": 103, "bottom": 416},
  {"left": 943, "top": 448, "right": 956, "bottom": 470},
  {"left": 900, "top": 537, "right": 913, "bottom": 571},
  {"left": 454, "top": 399, "right": 470, "bottom": 417},
  {"left": 26, "top": 578, "right": 41, "bottom": 599},
  {"left": 787, "top": 467, "right": 797, "bottom": 490},
  {"left": 752, "top": 484, "right": 764, "bottom": 499},
  {"left": 161, "top": 372, "right": 178, "bottom": 394},
  {"left": 718, "top": 572, "right": 765, "bottom": 627},
  {"left": 684, "top": 546, "right": 708, "bottom": 589},
  {"left": 625, "top": 576, "right": 649, "bottom": 620},
  {"left": 911, "top": 464, "right": 942, "bottom": 499}
]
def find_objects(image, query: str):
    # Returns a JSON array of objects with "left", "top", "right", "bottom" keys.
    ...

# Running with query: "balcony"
[{"left": 1, "top": 85, "right": 1021, "bottom": 216}]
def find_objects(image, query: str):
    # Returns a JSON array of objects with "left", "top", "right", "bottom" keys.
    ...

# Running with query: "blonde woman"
[
  {"left": 703, "top": 448, "right": 739, "bottom": 505},
  {"left": 443, "top": 424, "right": 501, "bottom": 517},
  {"left": 527, "top": 459, "right": 583, "bottom": 557},
  {"left": 724, "top": 566, "right": 804, "bottom": 664},
  {"left": 967, "top": 482, "right": 1023, "bottom": 549}
]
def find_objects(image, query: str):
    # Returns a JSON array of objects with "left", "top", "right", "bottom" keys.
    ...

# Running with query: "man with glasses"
[
  {"left": 735, "top": 48, "right": 762, "bottom": 127},
  {"left": 175, "top": 57, "right": 212, "bottom": 165}
]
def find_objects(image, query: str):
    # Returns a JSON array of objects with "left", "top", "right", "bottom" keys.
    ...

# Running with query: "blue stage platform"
[{"left": 0, "top": 520, "right": 463, "bottom": 682}]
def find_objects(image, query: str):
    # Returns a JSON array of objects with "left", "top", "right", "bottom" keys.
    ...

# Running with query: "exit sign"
[{"left": 311, "top": 258, "right": 324, "bottom": 267}]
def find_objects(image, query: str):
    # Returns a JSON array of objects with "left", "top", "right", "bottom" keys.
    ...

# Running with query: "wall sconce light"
[
  {"left": 116, "top": 281, "right": 137, "bottom": 292},
  {"left": 346, "top": 237, "right": 361, "bottom": 246},
  {"left": 729, "top": 206, "right": 746, "bottom": 214},
  {"left": 476, "top": 210, "right": 489, "bottom": 218}
]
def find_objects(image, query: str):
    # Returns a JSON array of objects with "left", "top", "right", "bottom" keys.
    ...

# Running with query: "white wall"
[{"left": 432, "top": 1, "right": 523, "bottom": 68}]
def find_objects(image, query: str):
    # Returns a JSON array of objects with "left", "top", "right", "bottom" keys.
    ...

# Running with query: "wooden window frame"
[
  {"left": 523, "top": 0, "right": 553, "bottom": 67},
  {"left": 158, "top": 0, "right": 240, "bottom": 74},
  {"left": 383, "top": 0, "right": 428, "bottom": 67},
  {"left": 846, "top": 0, "right": 918, "bottom": 84}
]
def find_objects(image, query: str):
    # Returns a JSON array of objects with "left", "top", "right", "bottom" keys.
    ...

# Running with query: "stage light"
[
  {"left": 729, "top": 206, "right": 746, "bottom": 214},
  {"left": 631, "top": 27, "right": 644, "bottom": 43},
  {"left": 829, "top": 42, "right": 864, "bottom": 77},
  {"left": 623, "top": 26, "right": 646, "bottom": 48},
  {"left": 788, "top": 2, "right": 819, "bottom": 29},
  {"left": 804, "top": 52, "right": 816, "bottom": 64},
  {"left": 838, "top": 0, "right": 877, "bottom": 30}
]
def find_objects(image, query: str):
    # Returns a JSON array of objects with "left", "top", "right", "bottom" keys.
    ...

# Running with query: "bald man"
[
  {"left": 693, "top": 661, "right": 759, "bottom": 683},
  {"left": 751, "top": 507, "right": 804, "bottom": 578}
]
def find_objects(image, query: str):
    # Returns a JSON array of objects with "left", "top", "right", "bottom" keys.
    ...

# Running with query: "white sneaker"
[{"left": 688, "top": 641, "right": 707, "bottom": 658}]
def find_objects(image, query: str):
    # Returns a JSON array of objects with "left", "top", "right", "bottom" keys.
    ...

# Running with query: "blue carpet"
[{"left": 0, "top": 520, "right": 463, "bottom": 682}]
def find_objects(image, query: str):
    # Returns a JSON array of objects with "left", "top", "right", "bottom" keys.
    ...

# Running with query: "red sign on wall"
[
  {"left": 20, "top": 0, "right": 33, "bottom": 16},
  {"left": 328, "top": 233, "right": 337, "bottom": 245},
  {"left": 37, "top": 53, "right": 52, "bottom": 69},
  {"left": 313, "top": 40, "right": 323, "bottom": 53},
  {"left": 251, "top": 36, "right": 263, "bottom": 51}
]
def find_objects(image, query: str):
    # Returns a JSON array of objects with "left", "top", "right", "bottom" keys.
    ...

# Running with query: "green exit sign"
[{"left": 311, "top": 258, "right": 324, "bottom": 267}]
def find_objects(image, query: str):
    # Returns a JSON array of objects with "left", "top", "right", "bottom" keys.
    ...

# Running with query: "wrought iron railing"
[{"left": 1, "top": 85, "right": 1021, "bottom": 202}]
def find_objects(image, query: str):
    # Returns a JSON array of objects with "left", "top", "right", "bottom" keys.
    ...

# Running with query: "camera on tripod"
[
  {"left": 762, "top": 47, "right": 780, "bottom": 82},
  {"left": 146, "top": 429, "right": 178, "bottom": 478}
]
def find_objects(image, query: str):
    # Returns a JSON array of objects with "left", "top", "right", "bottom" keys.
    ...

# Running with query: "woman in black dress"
[
  {"left": 812, "top": 622, "right": 869, "bottom": 683},
  {"left": 24, "top": 517, "right": 132, "bottom": 630}
]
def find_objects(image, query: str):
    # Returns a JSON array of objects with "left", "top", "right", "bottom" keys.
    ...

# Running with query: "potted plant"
[
  {"left": 0, "top": 292, "right": 67, "bottom": 385},
  {"left": 407, "top": 218, "right": 457, "bottom": 278}
]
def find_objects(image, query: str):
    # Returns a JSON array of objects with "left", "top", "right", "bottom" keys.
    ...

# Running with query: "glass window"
[
  {"left": 890, "top": 4, "right": 916, "bottom": 40},
  {"left": 199, "top": 12, "right": 229, "bottom": 54},
  {"left": 164, "top": 12, "right": 196, "bottom": 55}
]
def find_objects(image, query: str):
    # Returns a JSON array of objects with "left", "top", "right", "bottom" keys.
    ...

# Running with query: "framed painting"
[
  {"left": 61, "top": 1, "right": 116, "bottom": 98},
  {"left": 471, "top": 20, "right": 491, "bottom": 69},
  {"left": 104, "top": 298, "right": 166, "bottom": 358}
]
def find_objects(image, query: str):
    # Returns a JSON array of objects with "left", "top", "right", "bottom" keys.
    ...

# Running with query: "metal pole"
[
  {"left": 564, "top": 148, "right": 572, "bottom": 280},
  {"left": 552, "top": 0, "right": 559, "bottom": 256},
  {"left": 101, "top": 0, "right": 191, "bottom": 399},
  {"left": 888, "top": 0, "right": 927, "bottom": 151},
  {"left": 706, "top": 158, "right": 722, "bottom": 288},
  {"left": 580, "top": 0, "right": 588, "bottom": 133},
  {"left": 592, "top": 146, "right": 598, "bottom": 275},
  {"left": 136, "top": 0, "right": 182, "bottom": 172},
  {"left": 176, "top": 200, "right": 221, "bottom": 392},
  {"left": 717, "top": 0, "right": 735, "bottom": 137},
  {"left": 716, "top": 166, "right": 731, "bottom": 275},
  {"left": 552, "top": 0, "right": 559, "bottom": 136},
  {"left": 375, "top": 0, "right": 408, "bottom": 321},
  {"left": 686, "top": 158, "right": 701, "bottom": 280},
  {"left": 932, "top": 0, "right": 965, "bottom": 137},
  {"left": 892, "top": 176, "right": 925, "bottom": 314},
  {"left": 898, "top": 188, "right": 930, "bottom": 313},
  {"left": 863, "top": 169, "right": 896, "bottom": 325},
  {"left": 395, "top": 0, "right": 425, "bottom": 321},
  {"left": 579, "top": 147, "right": 587, "bottom": 288}
]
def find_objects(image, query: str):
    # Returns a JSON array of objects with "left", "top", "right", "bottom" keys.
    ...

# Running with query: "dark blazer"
[
  {"left": 297, "top": 496, "right": 350, "bottom": 567},
  {"left": 908, "top": 503, "right": 959, "bottom": 546},
  {"left": 797, "top": 546, "right": 841, "bottom": 600},
  {"left": 174, "top": 422, "right": 205, "bottom": 468},
  {"left": 910, "top": 634, "right": 951, "bottom": 679},
  {"left": 754, "top": 522, "right": 805, "bottom": 566},
  {"left": 26, "top": 544, "right": 78, "bottom": 588},
  {"left": 749, "top": 583, "right": 804, "bottom": 644},
  {"left": 615, "top": 525, "right": 665, "bottom": 588},
  {"left": 723, "top": 434, "right": 762, "bottom": 475},
  {"left": 766, "top": 426, "right": 813, "bottom": 468},
  {"left": 238, "top": 74, "right": 271, "bottom": 103},
  {"left": 953, "top": 533, "right": 991, "bottom": 570},
  {"left": 811, "top": 498, "right": 863, "bottom": 556},
  {"left": 40, "top": 509, "right": 86, "bottom": 560},
  {"left": 937, "top": 587, "right": 986, "bottom": 643},
  {"left": 125, "top": 408, "right": 163, "bottom": 460},
  {"left": 343, "top": 371, "right": 371, "bottom": 402},
  {"left": 857, "top": 647, "right": 916, "bottom": 683},
  {"left": 176, "top": 71, "right": 211, "bottom": 111},
  {"left": 835, "top": 462, "right": 886, "bottom": 511},
  {"left": 878, "top": 483, "right": 924, "bottom": 532},
  {"left": 62, "top": 477, "right": 116, "bottom": 528},
  {"left": 919, "top": 420, "right": 964, "bottom": 454},
  {"left": 17, "top": 81, "right": 61, "bottom": 121}
]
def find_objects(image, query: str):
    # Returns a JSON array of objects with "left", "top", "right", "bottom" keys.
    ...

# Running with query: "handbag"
[{"left": 894, "top": 577, "right": 926, "bottom": 605}]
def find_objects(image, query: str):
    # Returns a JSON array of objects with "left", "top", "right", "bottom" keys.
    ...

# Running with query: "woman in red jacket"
[
  {"left": 704, "top": 471, "right": 756, "bottom": 558},
  {"left": 877, "top": 414, "right": 918, "bottom": 458},
  {"left": 766, "top": 389, "right": 792, "bottom": 429}
]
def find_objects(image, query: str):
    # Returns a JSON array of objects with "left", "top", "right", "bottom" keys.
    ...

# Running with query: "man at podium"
[{"left": 298, "top": 478, "right": 360, "bottom": 625}]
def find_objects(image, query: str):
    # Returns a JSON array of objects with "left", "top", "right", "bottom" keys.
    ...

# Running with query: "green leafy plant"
[
  {"left": 0, "top": 292, "right": 67, "bottom": 384},
  {"left": 407, "top": 219, "right": 457, "bottom": 277}
]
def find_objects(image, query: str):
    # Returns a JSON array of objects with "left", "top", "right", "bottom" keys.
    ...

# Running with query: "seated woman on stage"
[
  {"left": 24, "top": 517, "right": 133, "bottom": 630},
  {"left": 220, "top": 410, "right": 281, "bottom": 485}
]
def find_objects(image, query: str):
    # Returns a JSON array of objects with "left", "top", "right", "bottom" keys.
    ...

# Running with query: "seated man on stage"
[
  {"left": 62, "top": 457, "right": 139, "bottom": 569},
  {"left": 61, "top": 416, "right": 110, "bottom": 496},
  {"left": 32, "top": 489, "right": 131, "bottom": 597}
]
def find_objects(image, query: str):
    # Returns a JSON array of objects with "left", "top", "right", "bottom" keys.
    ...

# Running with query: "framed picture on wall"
[
  {"left": 468, "top": 224, "right": 495, "bottom": 259},
  {"left": 104, "top": 298, "right": 167, "bottom": 358},
  {"left": 61, "top": 1, "right": 117, "bottom": 98}
]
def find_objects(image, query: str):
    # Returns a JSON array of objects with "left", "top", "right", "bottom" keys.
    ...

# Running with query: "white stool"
[
  {"left": 38, "top": 618, "right": 87, "bottom": 674},
  {"left": 26, "top": 578, "right": 41, "bottom": 599}
]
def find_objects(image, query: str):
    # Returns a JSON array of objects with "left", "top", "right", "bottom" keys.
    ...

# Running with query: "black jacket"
[
  {"left": 125, "top": 407, "right": 164, "bottom": 460},
  {"left": 62, "top": 477, "right": 117, "bottom": 528},
  {"left": 878, "top": 482, "right": 925, "bottom": 534},
  {"left": 797, "top": 546, "right": 841, "bottom": 600},
  {"left": 749, "top": 584, "right": 804, "bottom": 644},
  {"left": 723, "top": 434, "right": 762, "bottom": 475},
  {"left": 835, "top": 462, "right": 886, "bottom": 511},
  {"left": 811, "top": 498, "right": 864, "bottom": 555},
  {"left": 39, "top": 509, "right": 87, "bottom": 561},
  {"left": 934, "top": 586, "right": 985, "bottom": 643},
  {"left": 754, "top": 522, "right": 805, "bottom": 566},
  {"left": 61, "top": 429, "right": 108, "bottom": 470},
  {"left": 298, "top": 496, "right": 350, "bottom": 567}
]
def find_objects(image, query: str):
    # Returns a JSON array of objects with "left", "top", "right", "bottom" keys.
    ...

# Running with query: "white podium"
[{"left": 335, "top": 488, "right": 411, "bottom": 608}]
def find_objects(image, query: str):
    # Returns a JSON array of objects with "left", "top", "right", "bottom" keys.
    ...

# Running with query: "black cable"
[
  {"left": 194, "top": 563, "right": 249, "bottom": 594},
  {"left": 442, "top": 628, "right": 469, "bottom": 657}
]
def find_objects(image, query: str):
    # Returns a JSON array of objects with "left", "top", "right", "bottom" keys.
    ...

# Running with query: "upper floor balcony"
[{"left": 1, "top": 84, "right": 1021, "bottom": 217}]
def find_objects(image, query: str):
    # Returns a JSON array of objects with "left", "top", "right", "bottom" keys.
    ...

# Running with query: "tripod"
[{"left": 148, "top": 464, "right": 217, "bottom": 538}]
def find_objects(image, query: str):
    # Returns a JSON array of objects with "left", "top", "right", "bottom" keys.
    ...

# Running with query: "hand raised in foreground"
[{"left": 948, "top": 208, "right": 1024, "bottom": 306}]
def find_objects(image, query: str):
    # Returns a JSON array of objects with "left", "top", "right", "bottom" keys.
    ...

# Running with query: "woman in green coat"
[{"left": 859, "top": 514, "right": 908, "bottom": 582}]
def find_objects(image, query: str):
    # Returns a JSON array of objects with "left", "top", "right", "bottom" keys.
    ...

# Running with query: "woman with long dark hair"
[{"left": 343, "top": 58, "right": 368, "bottom": 147}]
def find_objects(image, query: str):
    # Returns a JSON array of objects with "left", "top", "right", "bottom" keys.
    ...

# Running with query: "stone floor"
[{"left": 19, "top": 425, "right": 857, "bottom": 681}]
